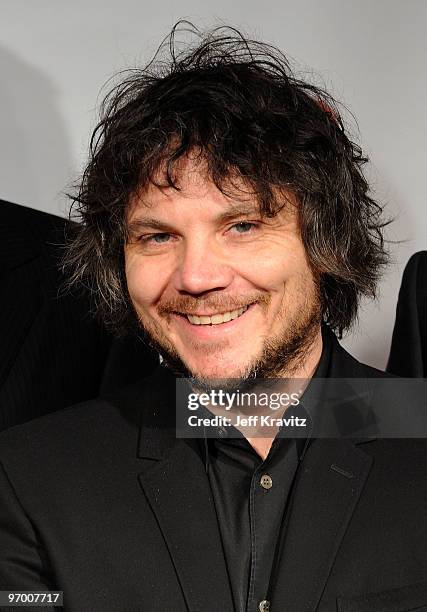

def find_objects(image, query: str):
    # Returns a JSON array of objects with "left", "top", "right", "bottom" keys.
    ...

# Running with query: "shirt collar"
[{"left": 198, "top": 324, "right": 334, "bottom": 471}]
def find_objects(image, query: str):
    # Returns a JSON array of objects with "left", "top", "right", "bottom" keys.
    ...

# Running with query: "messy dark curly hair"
[{"left": 64, "top": 21, "right": 388, "bottom": 337}]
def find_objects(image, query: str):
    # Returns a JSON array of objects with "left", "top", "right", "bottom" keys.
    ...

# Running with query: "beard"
[{"left": 132, "top": 279, "right": 323, "bottom": 393}]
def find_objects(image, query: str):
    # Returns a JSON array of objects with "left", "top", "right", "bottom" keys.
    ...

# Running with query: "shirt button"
[
  {"left": 260, "top": 474, "right": 273, "bottom": 490},
  {"left": 259, "top": 600, "right": 270, "bottom": 612}
]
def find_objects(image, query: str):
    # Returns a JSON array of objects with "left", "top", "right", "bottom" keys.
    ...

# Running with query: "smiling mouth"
[{"left": 180, "top": 304, "right": 251, "bottom": 326}]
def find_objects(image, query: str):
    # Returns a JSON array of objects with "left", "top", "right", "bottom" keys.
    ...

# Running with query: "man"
[
  {"left": 0, "top": 200, "right": 156, "bottom": 431},
  {"left": 387, "top": 251, "right": 427, "bottom": 377},
  {"left": 1, "top": 24, "right": 427, "bottom": 612}
]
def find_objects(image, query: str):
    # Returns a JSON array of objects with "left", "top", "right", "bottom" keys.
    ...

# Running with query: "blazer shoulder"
[
  {"left": 387, "top": 250, "right": 427, "bottom": 376},
  {"left": 399, "top": 250, "right": 427, "bottom": 295},
  {"left": 330, "top": 332, "right": 392, "bottom": 379},
  {"left": 0, "top": 369, "right": 163, "bottom": 466},
  {"left": 0, "top": 200, "right": 74, "bottom": 271},
  {"left": 405, "top": 250, "right": 427, "bottom": 271},
  {"left": 0, "top": 396, "right": 129, "bottom": 468},
  {"left": 0, "top": 199, "right": 69, "bottom": 237}
]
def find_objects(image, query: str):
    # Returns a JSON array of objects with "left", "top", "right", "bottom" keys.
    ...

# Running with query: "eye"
[
  {"left": 140, "top": 233, "right": 172, "bottom": 244},
  {"left": 230, "top": 222, "right": 259, "bottom": 234}
]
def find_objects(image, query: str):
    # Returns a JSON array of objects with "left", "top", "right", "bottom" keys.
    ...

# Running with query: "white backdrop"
[{"left": 1, "top": 0, "right": 426, "bottom": 369}]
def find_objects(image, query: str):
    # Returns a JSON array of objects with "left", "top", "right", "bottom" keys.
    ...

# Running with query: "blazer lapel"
[
  {"left": 269, "top": 332, "right": 375, "bottom": 609},
  {"left": 133, "top": 370, "right": 234, "bottom": 612},
  {"left": 271, "top": 438, "right": 373, "bottom": 610}
]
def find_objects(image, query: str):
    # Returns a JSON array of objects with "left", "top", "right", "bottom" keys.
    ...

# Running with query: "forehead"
[
  {"left": 127, "top": 153, "right": 295, "bottom": 221},
  {"left": 129, "top": 155, "right": 254, "bottom": 215}
]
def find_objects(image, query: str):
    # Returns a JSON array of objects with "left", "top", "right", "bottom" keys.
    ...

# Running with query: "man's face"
[{"left": 125, "top": 157, "right": 321, "bottom": 381}]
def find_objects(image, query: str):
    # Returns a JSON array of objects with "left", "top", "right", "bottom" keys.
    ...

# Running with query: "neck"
[{"left": 246, "top": 328, "right": 323, "bottom": 460}]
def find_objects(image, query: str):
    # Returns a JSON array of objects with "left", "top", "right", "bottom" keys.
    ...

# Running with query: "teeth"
[{"left": 187, "top": 305, "right": 249, "bottom": 325}]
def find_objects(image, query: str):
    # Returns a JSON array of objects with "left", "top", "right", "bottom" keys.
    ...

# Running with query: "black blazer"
[
  {"left": 0, "top": 200, "right": 156, "bottom": 431},
  {"left": 0, "top": 333, "right": 427, "bottom": 612},
  {"left": 387, "top": 251, "right": 427, "bottom": 377}
]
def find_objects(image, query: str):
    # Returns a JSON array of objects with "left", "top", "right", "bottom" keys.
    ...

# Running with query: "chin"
[
  {"left": 186, "top": 357, "right": 257, "bottom": 389},
  {"left": 188, "top": 363, "right": 242, "bottom": 381}
]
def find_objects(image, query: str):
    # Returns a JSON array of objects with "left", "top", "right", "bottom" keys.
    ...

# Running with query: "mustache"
[{"left": 157, "top": 292, "right": 270, "bottom": 315}]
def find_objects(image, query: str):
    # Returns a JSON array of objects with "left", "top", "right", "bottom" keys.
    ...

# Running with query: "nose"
[{"left": 173, "top": 236, "right": 233, "bottom": 295}]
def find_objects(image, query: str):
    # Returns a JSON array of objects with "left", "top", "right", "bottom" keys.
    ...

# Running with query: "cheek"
[
  {"left": 125, "top": 255, "right": 169, "bottom": 309},
  {"left": 239, "top": 239, "right": 309, "bottom": 290}
]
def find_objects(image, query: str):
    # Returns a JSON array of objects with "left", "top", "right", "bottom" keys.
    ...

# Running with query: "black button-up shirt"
[{"left": 198, "top": 329, "right": 332, "bottom": 612}]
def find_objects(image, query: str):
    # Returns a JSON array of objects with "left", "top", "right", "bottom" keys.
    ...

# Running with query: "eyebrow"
[
  {"left": 127, "top": 203, "right": 261, "bottom": 235},
  {"left": 127, "top": 218, "right": 176, "bottom": 235}
]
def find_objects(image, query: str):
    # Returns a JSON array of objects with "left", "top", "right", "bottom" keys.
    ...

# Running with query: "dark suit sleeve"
[
  {"left": 0, "top": 461, "right": 54, "bottom": 591},
  {"left": 387, "top": 251, "right": 427, "bottom": 377},
  {"left": 0, "top": 201, "right": 112, "bottom": 431},
  {"left": 0, "top": 201, "right": 158, "bottom": 431}
]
